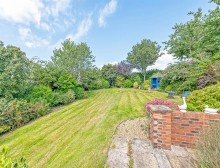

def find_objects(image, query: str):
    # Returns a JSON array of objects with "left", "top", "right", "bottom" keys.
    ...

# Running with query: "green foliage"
[
  {"left": 187, "top": 83, "right": 220, "bottom": 111},
  {"left": 74, "top": 87, "right": 84, "bottom": 99},
  {"left": 53, "top": 90, "right": 76, "bottom": 105},
  {"left": 165, "top": 8, "right": 220, "bottom": 60},
  {"left": 0, "top": 125, "right": 11, "bottom": 134},
  {"left": 115, "top": 75, "right": 125, "bottom": 88},
  {"left": 143, "top": 80, "right": 150, "bottom": 90},
  {"left": 165, "top": 85, "right": 173, "bottom": 92},
  {"left": 57, "top": 73, "right": 77, "bottom": 92},
  {"left": 210, "top": 0, "right": 220, "bottom": 5},
  {"left": 51, "top": 39, "right": 95, "bottom": 81},
  {"left": 0, "top": 42, "right": 30, "bottom": 99},
  {"left": 0, "top": 99, "right": 50, "bottom": 131},
  {"left": 127, "top": 39, "right": 161, "bottom": 80},
  {"left": 176, "top": 79, "right": 197, "bottom": 94},
  {"left": 133, "top": 82, "right": 139, "bottom": 89},
  {"left": 28, "top": 85, "right": 54, "bottom": 105},
  {"left": 89, "top": 78, "right": 110, "bottom": 90},
  {"left": 123, "top": 79, "right": 133, "bottom": 88},
  {"left": 102, "top": 79, "right": 110, "bottom": 89},
  {"left": 30, "top": 60, "right": 61, "bottom": 90},
  {"left": 129, "top": 73, "right": 142, "bottom": 84},
  {"left": 0, "top": 147, "right": 28, "bottom": 168},
  {"left": 101, "top": 64, "right": 117, "bottom": 87}
]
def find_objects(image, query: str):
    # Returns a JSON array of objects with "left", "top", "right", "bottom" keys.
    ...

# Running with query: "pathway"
[{"left": 106, "top": 118, "right": 198, "bottom": 168}]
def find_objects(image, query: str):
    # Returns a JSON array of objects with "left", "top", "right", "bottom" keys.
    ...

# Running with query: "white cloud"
[
  {"left": 0, "top": 0, "right": 71, "bottom": 31},
  {"left": 147, "top": 51, "right": 177, "bottom": 70},
  {"left": 18, "top": 27, "right": 49, "bottom": 48},
  {"left": 50, "top": 0, "right": 70, "bottom": 16},
  {"left": 99, "top": 0, "right": 117, "bottom": 27},
  {"left": 0, "top": 0, "right": 43, "bottom": 25},
  {"left": 67, "top": 15, "right": 92, "bottom": 41}
]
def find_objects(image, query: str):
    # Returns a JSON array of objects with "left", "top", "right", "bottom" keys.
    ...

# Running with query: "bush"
[
  {"left": 74, "top": 87, "right": 84, "bottom": 99},
  {"left": 133, "top": 82, "right": 139, "bottom": 89},
  {"left": 0, "top": 99, "right": 50, "bottom": 133},
  {"left": 123, "top": 79, "right": 133, "bottom": 88},
  {"left": 143, "top": 80, "right": 150, "bottom": 90},
  {"left": 0, "top": 125, "right": 11, "bottom": 134},
  {"left": 53, "top": 90, "right": 75, "bottom": 106},
  {"left": 28, "top": 85, "right": 54, "bottom": 105},
  {"left": 196, "top": 122, "right": 220, "bottom": 168},
  {"left": 129, "top": 73, "right": 141, "bottom": 84},
  {"left": 29, "top": 101, "right": 50, "bottom": 118},
  {"left": 165, "top": 85, "right": 173, "bottom": 92},
  {"left": 0, "top": 147, "right": 28, "bottom": 168},
  {"left": 102, "top": 79, "right": 110, "bottom": 89},
  {"left": 115, "top": 75, "right": 125, "bottom": 88},
  {"left": 62, "top": 90, "right": 75, "bottom": 104},
  {"left": 57, "top": 73, "right": 77, "bottom": 92},
  {"left": 187, "top": 83, "right": 220, "bottom": 111},
  {"left": 176, "top": 79, "right": 197, "bottom": 94}
]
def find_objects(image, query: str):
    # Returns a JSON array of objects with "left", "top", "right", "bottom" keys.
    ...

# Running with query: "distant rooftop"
[{"left": 151, "top": 72, "right": 163, "bottom": 78}]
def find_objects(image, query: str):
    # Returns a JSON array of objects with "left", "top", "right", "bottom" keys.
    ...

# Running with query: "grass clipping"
[{"left": 196, "top": 122, "right": 220, "bottom": 168}]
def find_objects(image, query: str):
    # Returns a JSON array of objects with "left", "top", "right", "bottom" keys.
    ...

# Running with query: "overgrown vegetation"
[
  {"left": 187, "top": 83, "right": 220, "bottom": 111},
  {"left": 160, "top": 6, "right": 220, "bottom": 106},
  {"left": 196, "top": 122, "right": 220, "bottom": 168}
]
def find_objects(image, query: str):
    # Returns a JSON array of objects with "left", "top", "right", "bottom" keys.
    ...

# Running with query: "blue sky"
[{"left": 0, "top": 0, "right": 217, "bottom": 69}]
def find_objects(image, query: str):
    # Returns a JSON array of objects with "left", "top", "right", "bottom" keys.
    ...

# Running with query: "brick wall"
[
  {"left": 171, "top": 111, "right": 220, "bottom": 148},
  {"left": 149, "top": 105, "right": 172, "bottom": 150},
  {"left": 149, "top": 105, "right": 220, "bottom": 149}
]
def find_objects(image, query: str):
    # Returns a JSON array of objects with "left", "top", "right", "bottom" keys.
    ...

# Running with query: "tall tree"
[
  {"left": 165, "top": 8, "right": 220, "bottom": 61},
  {"left": 0, "top": 41, "right": 30, "bottom": 99},
  {"left": 127, "top": 39, "right": 160, "bottom": 81},
  {"left": 101, "top": 64, "right": 117, "bottom": 87},
  {"left": 51, "top": 39, "right": 95, "bottom": 82},
  {"left": 116, "top": 60, "right": 133, "bottom": 77}
]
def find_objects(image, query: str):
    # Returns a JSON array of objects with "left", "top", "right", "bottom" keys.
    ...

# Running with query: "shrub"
[
  {"left": 123, "top": 79, "right": 133, "bottom": 88},
  {"left": 74, "top": 87, "right": 84, "bottom": 99},
  {"left": 196, "top": 122, "right": 220, "bottom": 168},
  {"left": 102, "top": 79, "right": 110, "bottom": 89},
  {"left": 176, "top": 79, "right": 197, "bottom": 94},
  {"left": 165, "top": 85, "right": 173, "bottom": 91},
  {"left": 133, "top": 82, "right": 139, "bottom": 89},
  {"left": 0, "top": 147, "right": 28, "bottom": 168},
  {"left": 29, "top": 101, "right": 50, "bottom": 118},
  {"left": 143, "top": 80, "right": 150, "bottom": 90},
  {"left": 187, "top": 83, "right": 220, "bottom": 111},
  {"left": 129, "top": 73, "right": 141, "bottom": 84},
  {"left": 0, "top": 125, "right": 11, "bottom": 134},
  {"left": 57, "top": 73, "right": 77, "bottom": 92},
  {"left": 28, "top": 85, "right": 54, "bottom": 105},
  {"left": 62, "top": 90, "right": 75, "bottom": 104},
  {"left": 53, "top": 90, "right": 75, "bottom": 106},
  {"left": 0, "top": 99, "right": 50, "bottom": 133},
  {"left": 115, "top": 75, "right": 125, "bottom": 88}
]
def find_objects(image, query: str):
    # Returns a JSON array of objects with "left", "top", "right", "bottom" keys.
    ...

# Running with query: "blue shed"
[{"left": 150, "top": 73, "right": 162, "bottom": 89}]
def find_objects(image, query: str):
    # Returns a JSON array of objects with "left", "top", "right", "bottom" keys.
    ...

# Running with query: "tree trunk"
[{"left": 143, "top": 68, "right": 146, "bottom": 81}]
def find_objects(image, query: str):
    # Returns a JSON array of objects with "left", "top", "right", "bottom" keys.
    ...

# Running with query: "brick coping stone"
[{"left": 149, "top": 105, "right": 173, "bottom": 113}]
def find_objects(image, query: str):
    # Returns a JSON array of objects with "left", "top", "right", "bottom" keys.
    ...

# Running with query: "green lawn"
[{"left": 0, "top": 88, "right": 181, "bottom": 168}]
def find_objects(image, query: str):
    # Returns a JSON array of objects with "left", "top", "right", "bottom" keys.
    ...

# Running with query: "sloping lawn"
[{"left": 0, "top": 89, "right": 181, "bottom": 168}]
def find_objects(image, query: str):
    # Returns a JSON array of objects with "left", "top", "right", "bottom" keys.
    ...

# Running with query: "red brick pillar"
[{"left": 149, "top": 105, "right": 173, "bottom": 150}]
